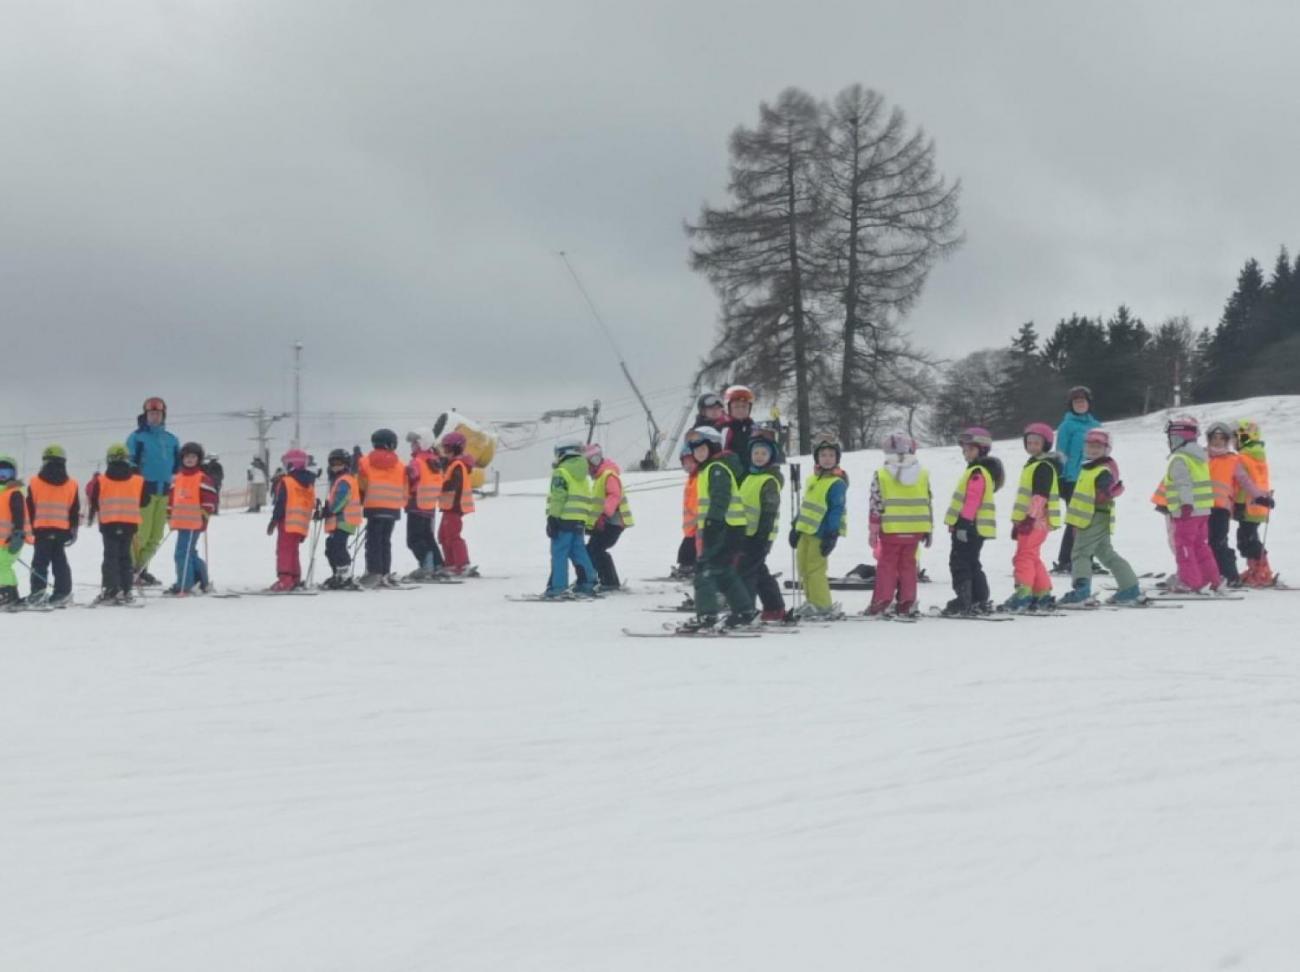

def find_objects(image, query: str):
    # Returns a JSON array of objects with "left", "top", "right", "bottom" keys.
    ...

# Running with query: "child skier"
[
  {"left": 737, "top": 429, "right": 787, "bottom": 622},
  {"left": 320, "top": 448, "right": 362, "bottom": 589},
  {"left": 584, "top": 443, "right": 634, "bottom": 591},
  {"left": 791, "top": 434, "right": 849, "bottom": 620},
  {"left": 404, "top": 430, "right": 445, "bottom": 580},
  {"left": 167, "top": 442, "right": 218, "bottom": 594},
  {"left": 545, "top": 441, "right": 597, "bottom": 598},
  {"left": 1233, "top": 419, "right": 1277, "bottom": 586},
  {"left": 673, "top": 442, "right": 699, "bottom": 579},
  {"left": 86, "top": 443, "right": 147, "bottom": 604},
  {"left": 685, "top": 426, "right": 753, "bottom": 628},
  {"left": 1205, "top": 421, "right": 1272, "bottom": 587},
  {"left": 0, "top": 454, "right": 29, "bottom": 608},
  {"left": 867, "top": 431, "right": 931, "bottom": 617},
  {"left": 357, "top": 428, "right": 407, "bottom": 587},
  {"left": 721, "top": 385, "right": 756, "bottom": 457},
  {"left": 1061, "top": 429, "right": 1141, "bottom": 604},
  {"left": 1158, "top": 416, "right": 1221, "bottom": 593},
  {"left": 1053, "top": 386, "right": 1103, "bottom": 573},
  {"left": 267, "top": 448, "right": 316, "bottom": 591},
  {"left": 692, "top": 391, "right": 727, "bottom": 431},
  {"left": 941, "top": 428, "right": 1002, "bottom": 616},
  {"left": 1003, "top": 422, "right": 1062, "bottom": 612},
  {"left": 437, "top": 432, "right": 475, "bottom": 575},
  {"left": 26, "top": 445, "right": 80, "bottom": 607}
]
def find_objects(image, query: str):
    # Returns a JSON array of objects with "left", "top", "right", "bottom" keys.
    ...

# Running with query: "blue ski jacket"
[
  {"left": 1056, "top": 410, "right": 1102, "bottom": 483},
  {"left": 126, "top": 415, "right": 180, "bottom": 495}
]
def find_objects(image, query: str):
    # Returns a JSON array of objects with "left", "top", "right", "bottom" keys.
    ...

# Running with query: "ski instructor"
[{"left": 126, "top": 396, "right": 180, "bottom": 586}]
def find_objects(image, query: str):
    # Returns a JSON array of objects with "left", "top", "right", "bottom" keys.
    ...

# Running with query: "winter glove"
[
  {"left": 312, "top": 501, "right": 325, "bottom": 521},
  {"left": 788, "top": 527, "right": 800, "bottom": 549},
  {"left": 923, "top": 532, "right": 933, "bottom": 548},
  {"left": 1257, "top": 495, "right": 1276, "bottom": 509},
  {"left": 546, "top": 516, "right": 558, "bottom": 539},
  {"left": 65, "top": 531, "right": 77, "bottom": 547},
  {"left": 1154, "top": 505, "right": 1169, "bottom": 516},
  {"left": 819, "top": 534, "right": 837, "bottom": 556},
  {"left": 1110, "top": 480, "right": 1125, "bottom": 498},
  {"left": 593, "top": 515, "right": 608, "bottom": 532},
  {"left": 7, "top": 533, "right": 23, "bottom": 554},
  {"left": 954, "top": 517, "right": 975, "bottom": 543},
  {"left": 86, "top": 510, "right": 96, "bottom": 526},
  {"left": 266, "top": 520, "right": 277, "bottom": 536}
]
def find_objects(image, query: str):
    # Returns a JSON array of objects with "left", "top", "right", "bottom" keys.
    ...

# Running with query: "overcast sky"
[{"left": 3, "top": 0, "right": 1297, "bottom": 477}]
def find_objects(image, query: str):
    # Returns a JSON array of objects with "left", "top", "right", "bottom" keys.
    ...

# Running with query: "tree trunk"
[
  {"left": 786, "top": 127, "right": 813, "bottom": 455},
  {"left": 837, "top": 122, "right": 862, "bottom": 450}
]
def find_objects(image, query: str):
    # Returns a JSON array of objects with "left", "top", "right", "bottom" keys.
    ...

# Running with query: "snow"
[{"left": 3, "top": 397, "right": 1299, "bottom": 971}]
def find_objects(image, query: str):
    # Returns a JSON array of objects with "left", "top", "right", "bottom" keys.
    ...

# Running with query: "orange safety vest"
[
  {"left": 283, "top": 476, "right": 315, "bottom": 537},
  {"left": 682, "top": 471, "right": 699, "bottom": 537},
  {"left": 1237, "top": 451, "right": 1271, "bottom": 521},
  {"left": 30, "top": 477, "right": 78, "bottom": 530},
  {"left": 98, "top": 474, "right": 145, "bottom": 525},
  {"left": 359, "top": 452, "right": 407, "bottom": 511},
  {"left": 438, "top": 457, "right": 476, "bottom": 514},
  {"left": 326, "top": 474, "right": 363, "bottom": 533},
  {"left": 414, "top": 459, "right": 444, "bottom": 512},
  {"left": 0, "top": 483, "right": 33, "bottom": 545},
  {"left": 1207, "top": 453, "right": 1239, "bottom": 511},
  {"left": 169, "top": 470, "right": 208, "bottom": 531}
]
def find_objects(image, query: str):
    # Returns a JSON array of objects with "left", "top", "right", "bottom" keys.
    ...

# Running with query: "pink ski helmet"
[
  {"left": 1165, "top": 415, "right": 1199, "bottom": 445},
  {"left": 957, "top": 426, "right": 993, "bottom": 455},
  {"left": 1084, "top": 428, "right": 1112, "bottom": 456},
  {"left": 281, "top": 448, "right": 309, "bottom": 471},
  {"left": 880, "top": 430, "right": 916, "bottom": 455},
  {"left": 584, "top": 443, "right": 603, "bottom": 464},
  {"left": 440, "top": 431, "right": 467, "bottom": 453},
  {"left": 1022, "top": 422, "right": 1054, "bottom": 451}
]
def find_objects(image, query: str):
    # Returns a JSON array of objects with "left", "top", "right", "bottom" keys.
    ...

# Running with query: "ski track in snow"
[{"left": 3, "top": 395, "right": 1300, "bottom": 971}]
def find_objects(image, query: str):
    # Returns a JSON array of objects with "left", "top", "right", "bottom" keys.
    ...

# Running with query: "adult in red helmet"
[
  {"left": 125, "top": 396, "right": 180, "bottom": 586},
  {"left": 437, "top": 431, "right": 475, "bottom": 573},
  {"left": 721, "top": 385, "right": 756, "bottom": 458}
]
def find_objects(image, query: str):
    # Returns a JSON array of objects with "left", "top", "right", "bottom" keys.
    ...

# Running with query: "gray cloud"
[{"left": 3, "top": 0, "right": 1297, "bottom": 477}]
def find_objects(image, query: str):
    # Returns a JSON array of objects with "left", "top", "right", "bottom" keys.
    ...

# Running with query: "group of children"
[
  {"left": 661, "top": 383, "right": 1278, "bottom": 628},
  {"left": 543, "top": 442, "right": 636, "bottom": 598},
  {"left": 0, "top": 425, "right": 479, "bottom": 608}
]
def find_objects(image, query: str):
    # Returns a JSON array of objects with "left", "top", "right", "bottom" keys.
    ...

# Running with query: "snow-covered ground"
[{"left": 3, "top": 397, "right": 1299, "bottom": 971}]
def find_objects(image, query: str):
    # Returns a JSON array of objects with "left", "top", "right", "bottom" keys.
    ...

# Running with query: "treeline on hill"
[{"left": 931, "top": 247, "right": 1300, "bottom": 440}]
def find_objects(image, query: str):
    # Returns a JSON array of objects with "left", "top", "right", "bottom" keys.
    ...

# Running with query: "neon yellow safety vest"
[
  {"left": 549, "top": 458, "right": 595, "bottom": 524},
  {"left": 943, "top": 466, "right": 996, "bottom": 539},
  {"left": 739, "top": 471, "right": 780, "bottom": 540},
  {"left": 795, "top": 470, "right": 847, "bottom": 536},
  {"left": 876, "top": 467, "right": 932, "bottom": 534},
  {"left": 587, "top": 468, "right": 635, "bottom": 529},
  {"left": 1064, "top": 465, "right": 1115, "bottom": 534},
  {"left": 1011, "top": 458, "right": 1061, "bottom": 530},
  {"left": 1164, "top": 451, "right": 1215, "bottom": 513},
  {"left": 695, "top": 460, "right": 747, "bottom": 530}
]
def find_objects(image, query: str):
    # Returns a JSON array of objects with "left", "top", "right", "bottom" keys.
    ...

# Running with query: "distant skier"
[
  {"left": 404, "top": 430, "right": 445, "bottom": 580},
  {"left": 866, "top": 431, "right": 931, "bottom": 618},
  {"left": 1001, "top": 422, "right": 1062, "bottom": 612},
  {"left": 356, "top": 429, "right": 407, "bottom": 587},
  {"left": 1052, "top": 386, "right": 1102, "bottom": 573},
  {"left": 166, "top": 442, "right": 217, "bottom": 595},
  {"left": 437, "top": 432, "right": 475, "bottom": 575},
  {"left": 319, "top": 448, "right": 362, "bottom": 589},
  {"left": 544, "top": 442, "right": 597, "bottom": 599},
  {"left": 126, "top": 396, "right": 180, "bottom": 586},
  {"left": 583, "top": 443, "right": 633, "bottom": 591},
  {"left": 86, "top": 443, "right": 148, "bottom": 605},
  {"left": 26, "top": 445, "right": 80, "bottom": 608},
  {"left": 1232, "top": 419, "right": 1276, "bottom": 586},
  {"left": 790, "top": 434, "right": 848, "bottom": 621},
  {"left": 267, "top": 448, "right": 316, "bottom": 591},
  {"left": 1060, "top": 430, "right": 1140, "bottom": 605},
  {"left": 941, "top": 428, "right": 1002, "bottom": 617}
]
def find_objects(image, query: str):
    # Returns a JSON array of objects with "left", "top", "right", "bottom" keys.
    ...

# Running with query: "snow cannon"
[{"left": 433, "top": 411, "right": 497, "bottom": 489}]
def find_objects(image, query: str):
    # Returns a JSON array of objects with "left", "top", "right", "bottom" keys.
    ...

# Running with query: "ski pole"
[
  {"left": 304, "top": 516, "right": 323, "bottom": 588},
  {"left": 203, "top": 529, "right": 211, "bottom": 591},
  {"left": 178, "top": 530, "right": 196, "bottom": 595},
  {"left": 347, "top": 525, "right": 367, "bottom": 581},
  {"left": 789, "top": 460, "right": 802, "bottom": 612}
]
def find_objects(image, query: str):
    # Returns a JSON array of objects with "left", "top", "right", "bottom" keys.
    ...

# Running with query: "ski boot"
[
  {"left": 92, "top": 589, "right": 117, "bottom": 606},
  {"left": 269, "top": 576, "right": 297, "bottom": 592},
  {"left": 47, "top": 592, "right": 72, "bottom": 609},
  {"left": 940, "top": 597, "right": 971, "bottom": 617},
  {"left": 135, "top": 569, "right": 161, "bottom": 588},
  {"left": 1059, "top": 578, "right": 1094, "bottom": 605},
  {"left": 116, "top": 591, "right": 136, "bottom": 606},
  {"left": 0, "top": 586, "right": 19, "bottom": 610},
  {"left": 1050, "top": 561, "right": 1072, "bottom": 576},
  {"left": 1108, "top": 585, "right": 1145, "bottom": 605},
  {"left": 26, "top": 590, "right": 50, "bottom": 608},
  {"left": 999, "top": 590, "right": 1033, "bottom": 614},
  {"left": 862, "top": 599, "right": 890, "bottom": 617},
  {"left": 1029, "top": 593, "right": 1056, "bottom": 613},
  {"left": 1245, "top": 554, "right": 1275, "bottom": 587},
  {"left": 896, "top": 600, "right": 919, "bottom": 619},
  {"left": 723, "top": 610, "right": 759, "bottom": 630},
  {"left": 677, "top": 614, "right": 719, "bottom": 633}
]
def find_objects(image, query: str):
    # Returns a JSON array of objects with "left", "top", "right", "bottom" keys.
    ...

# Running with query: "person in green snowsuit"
[{"left": 684, "top": 426, "right": 753, "bottom": 629}]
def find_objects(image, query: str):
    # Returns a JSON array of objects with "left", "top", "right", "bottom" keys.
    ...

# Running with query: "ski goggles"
[
  {"left": 698, "top": 394, "right": 724, "bottom": 410},
  {"left": 143, "top": 397, "right": 166, "bottom": 412},
  {"left": 0, "top": 467, "right": 14, "bottom": 482}
]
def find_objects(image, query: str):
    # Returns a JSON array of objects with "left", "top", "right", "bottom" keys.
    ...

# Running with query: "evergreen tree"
[
  {"left": 930, "top": 349, "right": 1013, "bottom": 443},
  {"left": 818, "top": 84, "right": 961, "bottom": 449},
  {"left": 1103, "top": 305, "right": 1151, "bottom": 417},
  {"left": 687, "top": 88, "right": 828, "bottom": 453}
]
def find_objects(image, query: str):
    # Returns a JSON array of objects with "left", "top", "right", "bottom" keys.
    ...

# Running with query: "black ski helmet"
[
  {"left": 371, "top": 428, "right": 398, "bottom": 450},
  {"left": 179, "top": 441, "right": 205, "bottom": 463},
  {"left": 1067, "top": 385, "right": 1093, "bottom": 407},
  {"left": 327, "top": 448, "right": 351, "bottom": 465}
]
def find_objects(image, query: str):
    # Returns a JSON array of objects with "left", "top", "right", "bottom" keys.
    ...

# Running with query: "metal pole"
[{"left": 292, "top": 342, "right": 303, "bottom": 449}]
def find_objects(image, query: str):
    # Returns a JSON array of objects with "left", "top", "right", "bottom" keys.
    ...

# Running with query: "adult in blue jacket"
[
  {"left": 1053, "top": 385, "right": 1103, "bottom": 572},
  {"left": 125, "top": 396, "right": 180, "bottom": 584}
]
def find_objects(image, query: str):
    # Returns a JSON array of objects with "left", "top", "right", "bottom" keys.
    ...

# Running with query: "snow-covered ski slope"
[{"left": 3, "top": 396, "right": 1298, "bottom": 971}]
